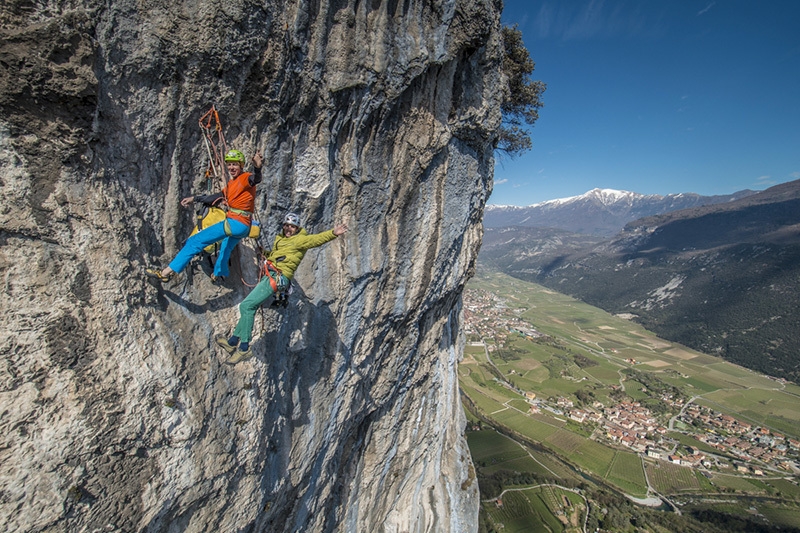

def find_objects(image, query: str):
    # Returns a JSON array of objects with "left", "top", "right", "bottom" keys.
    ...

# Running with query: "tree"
[
  {"left": 498, "top": 25, "right": 546, "bottom": 156},
  {"left": 576, "top": 388, "right": 594, "bottom": 405}
]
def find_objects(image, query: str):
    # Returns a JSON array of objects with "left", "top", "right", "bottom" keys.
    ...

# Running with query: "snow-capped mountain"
[
  {"left": 479, "top": 179, "right": 800, "bottom": 383},
  {"left": 485, "top": 187, "right": 757, "bottom": 236}
]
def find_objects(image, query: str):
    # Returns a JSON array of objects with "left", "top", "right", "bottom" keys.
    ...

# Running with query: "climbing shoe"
[
  {"left": 145, "top": 268, "right": 173, "bottom": 283},
  {"left": 225, "top": 346, "right": 253, "bottom": 365},
  {"left": 270, "top": 294, "right": 289, "bottom": 308},
  {"left": 215, "top": 336, "right": 237, "bottom": 355},
  {"left": 210, "top": 274, "right": 226, "bottom": 284}
]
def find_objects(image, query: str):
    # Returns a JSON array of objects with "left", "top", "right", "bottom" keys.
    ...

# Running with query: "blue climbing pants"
[
  {"left": 168, "top": 218, "right": 250, "bottom": 278},
  {"left": 233, "top": 272, "right": 288, "bottom": 343}
]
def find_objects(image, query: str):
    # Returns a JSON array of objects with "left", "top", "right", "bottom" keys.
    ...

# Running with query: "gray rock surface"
[{"left": 0, "top": 0, "right": 501, "bottom": 531}]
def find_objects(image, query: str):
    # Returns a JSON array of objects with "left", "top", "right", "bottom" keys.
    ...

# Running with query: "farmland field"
[
  {"left": 493, "top": 409, "right": 562, "bottom": 442},
  {"left": 483, "top": 455, "right": 555, "bottom": 477},
  {"left": 468, "top": 429, "right": 528, "bottom": 464},
  {"left": 485, "top": 490, "right": 565, "bottom": 533},
  {"left": 605, "top": 452, "right": 648, "bottom": 497},
  {"left": 707, "top": 473, "right": 769, "bottom": 494},
  {"left": 544, "top": 430, "right": 616, "bottom": 476},
  {"left": 644, "top": 460, "right": 700, "bottom": 493}
]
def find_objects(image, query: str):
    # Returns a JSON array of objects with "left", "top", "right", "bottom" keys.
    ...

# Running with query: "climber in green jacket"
[{"left": 216, "top": 212, "right": 348, "bottom": 364}]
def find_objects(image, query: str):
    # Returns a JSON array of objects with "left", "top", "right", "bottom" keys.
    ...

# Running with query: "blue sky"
[{"left": 490, "top": 0, "right": 800, "bottom": 206}]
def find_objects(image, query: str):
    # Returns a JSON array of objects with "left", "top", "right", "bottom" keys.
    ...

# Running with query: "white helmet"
[{"left": 282, "top": 212, "right": 301, "bottom": 227}]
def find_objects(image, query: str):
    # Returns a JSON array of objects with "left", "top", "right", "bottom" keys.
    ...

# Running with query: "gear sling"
[{"left": 262, "top": 256, "right": 289, "bottom": 307}]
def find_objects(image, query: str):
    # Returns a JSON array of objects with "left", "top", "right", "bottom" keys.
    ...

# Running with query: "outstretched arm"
[
  {"left": 296, "top": 224, "right": 348, "bottom": 250},
  {"left": 250, "top": 153, "right": 263, "bottom": 186},
  {"left": 181, "top": 192, "right": 223, "bottom": 207}
]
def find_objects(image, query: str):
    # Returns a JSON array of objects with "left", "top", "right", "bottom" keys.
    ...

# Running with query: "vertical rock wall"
[{"left": 0, "top": 0, "right": 502, "bottom": 531}]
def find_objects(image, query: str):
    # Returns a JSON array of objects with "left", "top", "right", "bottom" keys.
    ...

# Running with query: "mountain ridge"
[
  {"left": 479, "top": 179, "right": 800, "bottom": 383},
  {"left": 484, "top": 187, "right": 758, "bottom": 236}
]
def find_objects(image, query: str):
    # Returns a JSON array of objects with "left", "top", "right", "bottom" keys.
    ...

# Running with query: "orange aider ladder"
[{"left": 198, "top": 105, "right": 230, "bottom": 192}]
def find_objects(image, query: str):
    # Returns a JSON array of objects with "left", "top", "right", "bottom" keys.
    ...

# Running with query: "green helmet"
[{"left": 224, "top": 149, "right": 245, "bottom": 165}]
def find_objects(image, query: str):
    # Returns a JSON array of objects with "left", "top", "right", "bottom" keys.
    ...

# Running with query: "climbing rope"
[
  {"left": 240, "top": 247, "right": 267, "bottom": 288},
  {"left": 198, "top": 105, "right": 230, "bottom": 192}
]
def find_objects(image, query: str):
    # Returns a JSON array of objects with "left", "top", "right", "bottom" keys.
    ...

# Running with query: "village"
[
  {"left": 462, "top": 288, "right": 800, "bottom": 476},
  {"left": 463, "top": 287, "right": 544, "bottom": 343},
  {"left": 589, "top": 398, "right": 798, "bottom": 475}
]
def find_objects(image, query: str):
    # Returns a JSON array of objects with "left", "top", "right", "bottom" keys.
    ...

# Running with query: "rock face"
[{"left": 0, "top": 0, "right": 501, "bottom": 531}]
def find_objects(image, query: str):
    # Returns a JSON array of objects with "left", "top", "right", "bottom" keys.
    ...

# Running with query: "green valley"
[{"left": 461, "top": 269, "right": 800, "bottom": 533}]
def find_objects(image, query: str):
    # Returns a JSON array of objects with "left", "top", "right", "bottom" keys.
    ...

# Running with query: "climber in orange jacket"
[
  {"left": 147, "top": 150, "right": 262, "bottom": 283},
  {"left": 216, "top": 212, "right": 348, "bottom": 364}
]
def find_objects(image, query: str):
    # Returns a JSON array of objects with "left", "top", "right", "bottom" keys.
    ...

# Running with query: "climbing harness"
[
  {"left": 228, "top": 207, "right": 254, "bottom": 218},
  {"left": 223, "top": 207, "right": 258, "bottom": 234},
  {"left": 249, "top": 254, "right": 291, "bottom": 306},
  {"left": 263, "top": 259, "right": 283, "bottom": 293},
  {"left": 250, "top": 252, "right": 291, "bottom": 341}
]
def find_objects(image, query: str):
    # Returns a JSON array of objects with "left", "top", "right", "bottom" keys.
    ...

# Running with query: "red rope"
[
  {"left": 240, "top": 250, "right": 267, "bottom": 288},
  {"left": 199, "top": 105, "right": 230, "bottom": 190}
]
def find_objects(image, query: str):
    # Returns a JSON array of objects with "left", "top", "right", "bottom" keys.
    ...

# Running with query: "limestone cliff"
[{"left": 0, "top": 0, "right": 502, "bottom": 531}]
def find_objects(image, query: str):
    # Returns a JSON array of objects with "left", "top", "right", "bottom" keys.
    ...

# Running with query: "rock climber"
[
  {"left": 146, "top": 150, "right": 263, "bottom": 283},
  {"left": 216, "top": 212, "right": 348, "bottom": 364}
]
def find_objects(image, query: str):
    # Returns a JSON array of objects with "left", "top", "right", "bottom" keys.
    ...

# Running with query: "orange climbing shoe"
[{"left": 145, "top": 267, "right": 173, "bottom": 282}]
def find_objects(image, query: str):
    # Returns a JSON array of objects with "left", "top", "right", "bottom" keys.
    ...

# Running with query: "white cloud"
[
  {"left": 495, "top": 178, "right": 509, "bottom": 185},
  {"left": 697, "top": 2, "right": 715, "bottom": 16},
  {"left": 755, "top": 175, "right": 776, "bottom": 188}
]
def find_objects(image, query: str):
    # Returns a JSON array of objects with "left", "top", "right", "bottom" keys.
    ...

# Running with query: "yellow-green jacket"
[{"left": 266, "top": 228, "right": 338, "bottom": 280}]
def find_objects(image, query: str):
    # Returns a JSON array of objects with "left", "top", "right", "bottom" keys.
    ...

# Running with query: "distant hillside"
[
  {"left": 480, "top": 226, "right": 605, "bottom": 275},
  {"left": 480, "top": 180, "right": 800, "bottom": 383},
  {"left": 485, "top": 188, "right": 756, "bottom": 236}
]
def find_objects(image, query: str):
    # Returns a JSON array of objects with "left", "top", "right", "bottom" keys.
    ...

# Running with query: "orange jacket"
[{"left": 223, "top": 169, "right": 260, "bottom": 225}]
